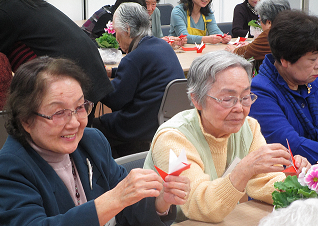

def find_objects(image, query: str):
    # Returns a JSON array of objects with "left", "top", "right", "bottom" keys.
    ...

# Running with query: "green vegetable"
[
  {"left": 95, "top": 33, "right": 119, "bottom": 49},
  {"left": 272, "top": 175, "right": 317, "bottom": 209},
  {"left": 248, "top": 20, "right": 262, "bottom": 29}
]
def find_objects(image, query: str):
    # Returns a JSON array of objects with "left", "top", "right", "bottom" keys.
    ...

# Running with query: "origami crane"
[
  {"left": 283, "top": 139, "right": 298, "bottom": 176},
  {"left": 154, "top": 149, "right": 191, "bottom": 181}
]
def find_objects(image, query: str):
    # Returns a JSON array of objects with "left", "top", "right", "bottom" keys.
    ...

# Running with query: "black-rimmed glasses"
[
  {"left": 34, "top": 100, "right": 94, "bottom": 125},
  {"left": 206, "top": 93, "right": 258, "bottom": 108}
]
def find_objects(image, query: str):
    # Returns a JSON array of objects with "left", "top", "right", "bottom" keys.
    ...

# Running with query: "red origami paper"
[{"left": 283, "top": 139, "right": 298, "bottom": 176}]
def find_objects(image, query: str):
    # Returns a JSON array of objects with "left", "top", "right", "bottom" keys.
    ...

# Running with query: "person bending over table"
[
  {"left": 226, "top": 0, "right": 290, "bottom": 71},
  {"left": 249, "top": 10, "right": 318, "bottom": 164},
  {"left": 0, "top": 57, "right": 190, "bottom": 226},
  {"left": 144, "top": 50, "right": 311, "bottom": 223},
  {"left": 169, "top": 0, "right": 231, "bottom": 44},
  {"left": 232, "top": 0, "right": 260, "bottom": 38},
  {"left": 94, "top": 3, "right": 185, "bottom": 158}
]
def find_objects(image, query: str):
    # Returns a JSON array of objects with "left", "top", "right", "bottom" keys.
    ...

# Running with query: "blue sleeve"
[
  {"left": 102, "top": 57, "right": 140, "bottom": 111},
  {"left": 250, "top": 78, "right": 318, "bottom": 164},
  {"left": 206, "top": 12, "right": 223, "bottom": 35},
  {"left": 170, "top": 5, "right": 202, "bottom": 44}
]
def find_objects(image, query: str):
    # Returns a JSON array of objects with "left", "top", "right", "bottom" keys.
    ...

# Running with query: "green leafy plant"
[
  {"left": 95, "top": 21, "right": 119, "bottom": 49},
  {"left": 272, "top": 175, "right": 317, "bottom": 209},
  {"left": 248, "top": 19, "right": 262, "bottom": 29}
]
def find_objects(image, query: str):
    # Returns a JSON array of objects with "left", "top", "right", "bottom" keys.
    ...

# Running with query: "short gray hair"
[
  {"left": 113, "top": 2, "right": 151, "bottom": 38},
  {"left": 255, "top": 0, "right": 291, "bottom": 24},
  {"left": 187, "top": 50, "right": 253, "bottom": 107}
]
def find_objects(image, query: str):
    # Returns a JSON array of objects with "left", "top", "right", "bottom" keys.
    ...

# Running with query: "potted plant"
[
  {"left": 248, "top": 19, "right": 263, "bottom": 38},
  {"left": 272, "top": 165, "right": 318, "bottom": 210},
  {"left": 96, "top": 21, "right": 122, "bottom": 64}
]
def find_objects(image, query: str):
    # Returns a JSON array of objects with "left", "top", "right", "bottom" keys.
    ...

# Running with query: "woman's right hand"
[
  {"left": 229, "top": 143, "right": 291, "bottom": 192},
  {"left": 115, "top": 168, "right": 163, "bottom": 207},
  {"left": 95, "top": 168, "right": 164, "bottom": 225}
]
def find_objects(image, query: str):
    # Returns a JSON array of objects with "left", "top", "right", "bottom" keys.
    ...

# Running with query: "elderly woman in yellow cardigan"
[{"left": 144, "top": 50, "right": 311, "bottom": 223}]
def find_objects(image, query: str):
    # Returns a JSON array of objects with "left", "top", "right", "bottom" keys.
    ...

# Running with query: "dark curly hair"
[
  {"left": 4, "top": 57, "right": 91, "bottom": 147},
  {"left": 179, "top": 0, "right": 212, "bottom": 16}
]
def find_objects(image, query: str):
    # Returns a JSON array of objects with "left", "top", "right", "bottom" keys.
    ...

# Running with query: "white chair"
[
  {"left": 0, "top": 111, "right": 8, "bottom": 149},
  {"left": 115, "top": 151, "right": 149, "bottom": 173},
  {"left": 158, "top": 79, "right": 193, "bottom": 125}
]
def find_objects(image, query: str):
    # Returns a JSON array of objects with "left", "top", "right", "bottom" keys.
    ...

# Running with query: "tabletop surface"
[{"left": 174, "top": 200, "right": 273, "bottom": 226}]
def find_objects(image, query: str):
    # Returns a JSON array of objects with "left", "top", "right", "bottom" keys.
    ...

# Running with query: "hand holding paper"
[{"left": 155, "top": 149, "right": 191, "bottom": 181}]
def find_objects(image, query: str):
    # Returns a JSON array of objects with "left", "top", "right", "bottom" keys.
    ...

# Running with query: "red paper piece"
[
  {"left": 154, "top": 163, "right": 191, "bottom": 181},
  {"left": 282, "top": 139, "right": 298, "bottom": 175},
  {"left": 182, "top": 46, "right": 197, "bottom": 51},
  {"left": 179, "top": 34, "right": 187, "bottom": 39},
  {"left": 239, "top": 37, "right": 247, "bottom": 42}
]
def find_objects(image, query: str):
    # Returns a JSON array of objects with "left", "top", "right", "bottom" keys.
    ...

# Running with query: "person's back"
[
  {"left": 0, "top": 0, "right": 112, "bottom": 104},
  {"left": 0, "top": 53, "right": 12, "bottom": 110}
]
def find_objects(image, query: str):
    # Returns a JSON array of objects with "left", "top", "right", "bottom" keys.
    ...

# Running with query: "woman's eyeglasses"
[
  {"left": 206, "top": 93, "right": 258, "bottom": 108},
  {"left": 34, "top": 100, "right": 94, "bottom": 125}
]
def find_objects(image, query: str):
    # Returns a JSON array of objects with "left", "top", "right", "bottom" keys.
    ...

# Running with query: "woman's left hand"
[
  {"left": 294, "top": 155, "right": 311, "bottom": 175},
  {"left": 155, "top": 175, "right": 190, "bottom": 213},
  {"left": 221, "top": 34, "right": 232, "bottom": 44}
]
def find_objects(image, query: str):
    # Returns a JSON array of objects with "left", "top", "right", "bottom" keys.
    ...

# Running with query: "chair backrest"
[
  {"left": 157, "top": 4, "right": 174, "bottom": 26},
  {"left": 161, "top": 25, "right": 170, "bottom": 36},
  {"left": 158, "top": 79, "right": 193, "bottom": 125},
  {"left": 217, "top": 22, "right": 233, "bottom": 36},
  {"left": 0, "top": 111, "right": 8, "bottom": 149},
  {"left": 115, "top": 151, "right": 149, "bottom": 173}
]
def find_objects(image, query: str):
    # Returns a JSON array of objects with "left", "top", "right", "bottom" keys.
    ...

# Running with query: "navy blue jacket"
[
  {"left": 0, "top": 128, "right": 175, "bottom": 225},
  {"left": 101, "top": 36, "right": 185, "bottom": 141}
]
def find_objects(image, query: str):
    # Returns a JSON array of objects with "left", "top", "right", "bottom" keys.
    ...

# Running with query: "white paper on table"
[{"left": 168, "top": 149, "right": 188, "bottom": 174}]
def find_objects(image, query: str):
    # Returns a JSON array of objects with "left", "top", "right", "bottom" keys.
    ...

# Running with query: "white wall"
[{"left": 48, "top": 0, "right": 314, "bottom": 22}]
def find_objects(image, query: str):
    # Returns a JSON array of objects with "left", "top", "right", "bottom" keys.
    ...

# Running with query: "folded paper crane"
[
  {"left": 282, "top": 139, "right": 298, "bottom": 175},
  {"left": 229, "top": 31, "right": 249, "bottom": 45},
  {"left": 154, "top": 149, "right": 191, "bottom": 181},
  {"left": 181, "top": 41, "right": 205, "bottom": 52}
]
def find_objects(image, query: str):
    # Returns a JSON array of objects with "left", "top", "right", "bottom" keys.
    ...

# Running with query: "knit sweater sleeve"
[
  {"left": 151, "top": 129, "right": 245, "bottom": 223},
  {"left": 245, "top": 117, "right": 286, "bottom": 204},
  {"left": 233, "top": 29, "right": 271, "bottom": 61}
]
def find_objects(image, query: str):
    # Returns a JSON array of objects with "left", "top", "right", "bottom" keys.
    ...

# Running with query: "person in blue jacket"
[
  {"left": 94, "top": 3, "right": 186, "bottom": 158},
  {"left": 0, "top": 57, "right": 190, "bottom": 226},
  {"left": 249, "top": 10, "right": 318, "bottom": 164}
]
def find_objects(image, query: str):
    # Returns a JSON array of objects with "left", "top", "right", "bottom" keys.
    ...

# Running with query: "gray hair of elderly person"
[
  {"left": 255, "top": 0, "right": 291, "bottom": 24},
  {"left": 113, "top": 2, "right": 151, "bottom": 39},
  {"left": 4, "top": 57, "right": 91, "bottom": 147},
  {"left": 258, "top": 198, "right": 318, "bottom": 226},
  {"left": 187, "top": 50, "right": 253, "bottom": 107}
]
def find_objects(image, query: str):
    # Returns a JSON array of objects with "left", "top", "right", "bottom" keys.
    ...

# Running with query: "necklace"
[
  {"left": 71, "top": 158, "right": 81, "bottom": 206},
  {"left": 247, "top": 2, "right": 257, "bottom": 15}
]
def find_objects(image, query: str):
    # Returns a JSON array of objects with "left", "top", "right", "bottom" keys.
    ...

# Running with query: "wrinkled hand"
[
  {"left": 294, "top": 155, "right": 311, "bottom": 176},
  {"left": 221, "top": 34, "right": 231, "bottom": 44},
  {"left": 230, "top": 143, "right": 291, "bottom": 192},
  {"left": 241, "top": 143, "right": 291, "bottom": 176},
  {"left": 225, "top": 44, "right": 236, "bottom": 52},
  {"left": 203, "top": 35, "right": 222, "bottom": 44},
  {"left": 155, "top": 175, "right": 190, "bottom": 213},
  {"left": 115, "top": 168, "right": 163, "bottom": 208}
]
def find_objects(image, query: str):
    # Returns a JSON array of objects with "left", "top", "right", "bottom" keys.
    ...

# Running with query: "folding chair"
[
  {"left": 158, "top": 79, "right": 193, "bottom": 125},
  {"left": 115, "top": 151, "right": 149, "bottom": 173}
]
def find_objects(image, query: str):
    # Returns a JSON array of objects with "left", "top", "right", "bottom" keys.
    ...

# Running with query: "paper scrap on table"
[
  {"left": 154, "top": 149, "right": 191, "bottom": 181},
  {"left": 282, "top": 139, "right": 298, "bottom": 175},
  {"left": 194, "top": 41, "right": 205, "bottom": 53}
]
